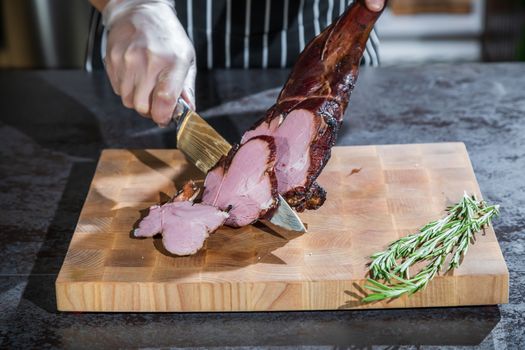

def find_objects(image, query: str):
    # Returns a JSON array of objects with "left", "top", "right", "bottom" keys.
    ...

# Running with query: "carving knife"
[{"left": 173, "top": 98, "right": 307, "bottom": 233}]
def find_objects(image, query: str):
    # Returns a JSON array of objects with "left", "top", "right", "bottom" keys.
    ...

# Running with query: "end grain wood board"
[{"left": 56, "top": 143, "right": 508, "bottom": 312}]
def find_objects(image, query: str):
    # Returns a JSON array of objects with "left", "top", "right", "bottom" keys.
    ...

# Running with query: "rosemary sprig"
[{"left": 363, "top": 192, "right": 500, "bottom": 303}]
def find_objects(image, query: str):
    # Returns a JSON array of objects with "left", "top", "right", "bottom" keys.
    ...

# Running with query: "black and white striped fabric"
[
  {"left": 94, "top": 0, "right": 380, "bottom": 70},
  {"left": 175, "top": 0, "right": 380, "bottom": 69}
]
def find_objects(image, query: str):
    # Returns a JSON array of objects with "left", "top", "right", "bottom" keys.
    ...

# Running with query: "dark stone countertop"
[{"left": 0, "top": 64, "right": 524, "bottom": 349}]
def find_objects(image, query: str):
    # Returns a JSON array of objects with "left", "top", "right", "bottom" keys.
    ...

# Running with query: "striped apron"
[{"left": 97, "top": 0, "right": 380, "bottom": 69}]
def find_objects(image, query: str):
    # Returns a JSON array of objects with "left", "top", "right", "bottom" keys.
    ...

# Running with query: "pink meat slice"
[
  {"left": 202, "top": 135, "right": 278, "bottom": 227},
  {"left": 241, "top": 109, "right": 319, "bottom": 194},
  {"left": 134, "top": 137, "right": 278, "bottom": 254},
  {"left": 135, "top": 204, "right": 163, "bottom": 238},
  {"left": 134, "top": 201, "right": 228, "bottom": 256}
]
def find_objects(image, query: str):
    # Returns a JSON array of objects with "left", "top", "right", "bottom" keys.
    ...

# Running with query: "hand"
[
  {"left": 102, "top": 0, "right": 196, "bottom": 127},
  {"left": 365, "top": 0, "right": 385, "bottom": 12}
]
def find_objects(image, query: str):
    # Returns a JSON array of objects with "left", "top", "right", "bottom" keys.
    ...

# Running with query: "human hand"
[
  {"left": 102, "top": 0, "right": 196, "bottom": 127},
  {"left": 364, "top": 0, "right": 385, "bottom": 12}
]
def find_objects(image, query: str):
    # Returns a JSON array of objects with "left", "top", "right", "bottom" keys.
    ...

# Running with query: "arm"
[{"left": 89, "top": 0, "right": 196, "bottom": 126}]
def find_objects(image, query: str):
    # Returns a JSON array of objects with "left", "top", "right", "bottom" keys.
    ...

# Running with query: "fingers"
[
  {"left": 105, "top": 60, "right": 120, "bottom": 95},
  {"left": 365, "top": 0, "right": 384, "bottom": 12},
  {"left": 106, "top": 43, "right": 139, "bottom": 109},
  {"left": 133, "top": 71, "right": 157, "bottom": 117},
  {"left": 119, "top": 69, "right": 136, "bottom": 109},
  {"left": 150, "top": 63, "right": 191, "bottom": 127},
  {"left": 105, "top": 47, "right": 194, "bottom": 124},
  {"left": 103, "top": 12, "right": 196, "bottom": 125},
  {"left": 104, "top": 44, "right": 125, "bottom": 95}
]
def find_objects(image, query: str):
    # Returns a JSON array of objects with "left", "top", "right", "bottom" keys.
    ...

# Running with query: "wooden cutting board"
[{"left": 56, "top": 143, "right": 508, "bottom": 312}]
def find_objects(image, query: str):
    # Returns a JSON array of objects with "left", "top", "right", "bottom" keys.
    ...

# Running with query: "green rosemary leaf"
[
  {"left": 362, "top": 293, "right": 390, "bottom": 303},
  {"left": 364, "top": 278, "right": 391, "bottom": 291},
  {"left": 362, "top": 193, "right": 500, "bottom": 303}
]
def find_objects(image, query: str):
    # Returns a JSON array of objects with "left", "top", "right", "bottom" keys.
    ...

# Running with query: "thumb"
[
  {"left": 365, "top": 0, "right": 384, "bottom": 12},
  {"left": 181, "top": 61, "right": 197, "bottom": 110}
]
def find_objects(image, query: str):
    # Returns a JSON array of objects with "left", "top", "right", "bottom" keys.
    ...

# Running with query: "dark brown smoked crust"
[
  {"left": 305, "top": 182, "right": 327, "bottom": 211},
  {"left": 248, "top": 0, "right": 384, "bottom": 211},
  {"left": 173, "top": 180, "right": 199, "bottom": 202},
  {"left": 283, "top": 182, "right": 327, "bottom": 212}
]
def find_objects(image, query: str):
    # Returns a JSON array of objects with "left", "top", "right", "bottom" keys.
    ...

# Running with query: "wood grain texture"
[{"left": 55, "top": 143, "right": 509, "bottom": 312}]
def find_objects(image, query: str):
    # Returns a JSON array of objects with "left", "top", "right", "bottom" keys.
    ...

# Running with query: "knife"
[{"left": 173, "top": 98, "right": 307, "bottom": 233}]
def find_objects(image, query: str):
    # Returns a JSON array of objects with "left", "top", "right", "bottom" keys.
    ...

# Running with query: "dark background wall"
[
  {"left": 483, "top": 0, "right": 525, "bottom": 61},
  {"left": 0, "top": 0, "right": 91, "bottom": 68}
]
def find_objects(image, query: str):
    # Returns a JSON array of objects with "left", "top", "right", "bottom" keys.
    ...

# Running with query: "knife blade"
[{"left": 173, "top": 98, "right": 307, "bottom": 233}]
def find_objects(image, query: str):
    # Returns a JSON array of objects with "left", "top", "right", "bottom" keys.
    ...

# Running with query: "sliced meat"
[
  {"left": 133, "top": 180, "right": 201, "bottom": 241},
  {"left": 134, "top": 204, "right": 163, "bottom": 238},
  {"left": 202, "top": 135, "right": 278, "bottom": 227},
  {"left": 160, "top": 202, "right": 228, "bottom": 255},
  {"left": 134, "top": 201, "right": 228, "bottom": 256},
  {"left": 242, "top": 109, "right": 322, "bottom": 195},
  {"left": 240, "top": 1, "right": 383, "bottom": 211},
  {"left": 134, "top": 136, "right": 279, "bottom": 254}
]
